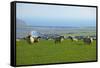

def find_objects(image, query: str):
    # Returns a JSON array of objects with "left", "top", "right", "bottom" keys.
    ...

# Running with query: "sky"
[{"left": 16, "top": 3, "right": 96, "bottom": 27}]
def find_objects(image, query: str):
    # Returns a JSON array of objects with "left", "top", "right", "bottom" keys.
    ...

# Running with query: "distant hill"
[{"left": 16, "top": 18, "right": 27, "bottom": 28}]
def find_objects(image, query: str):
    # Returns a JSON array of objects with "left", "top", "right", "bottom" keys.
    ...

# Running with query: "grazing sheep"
[
  {"left": 29, "top": 35, "right": 34, "bottom": 44},
  {"left": 90, "top": 36, "right": 96, "bottom": 40},
  {"left": 34, "top": 36, "right": 41, "bottom": 43},
  {"left": 68, "top": 36, "right": 78, "bottom": 42},
  {"left": 54, "top": 36, "right": 64, "bottom": 43},
  {"left": 26, "top": 35, "right": 41, "bottom": 44},
  {"left": 83, "top": 36, "right": 93, "bottom": 45},
  {"left": 73, "top": 38, "right": 78, "bottom": 41}
]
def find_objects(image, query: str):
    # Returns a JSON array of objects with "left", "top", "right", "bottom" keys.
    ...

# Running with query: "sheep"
[
  {"left": 54, "top": 36, "right": 64, "bottom": 43},
  {"left": 68, "top": 36, "right": 78, "bottom": 42},
  {"left": 83, "top": 36, "right": 93, "bottom": 45},
  {"left": 26, "top": 35, "right": 41, "bottom": 44},
  {"left": 72, "top": 38, "right": 78, "bottom": 41},
  {"left": 29, "top": 35, "right": 34, "bottom": 44}
]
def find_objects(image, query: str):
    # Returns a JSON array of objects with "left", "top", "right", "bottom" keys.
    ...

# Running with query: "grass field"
[{"left": 16, "top": 39, "right": 97, "bottom": 65}]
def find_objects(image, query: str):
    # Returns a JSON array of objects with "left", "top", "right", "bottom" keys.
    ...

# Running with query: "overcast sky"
[{"left": 16, "top": 3, "right": 96, "bottom": 27}]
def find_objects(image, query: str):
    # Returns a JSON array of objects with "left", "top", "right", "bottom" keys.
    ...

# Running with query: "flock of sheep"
[{"left": 20, "top": 34, "right": 95, "bottom": 45}]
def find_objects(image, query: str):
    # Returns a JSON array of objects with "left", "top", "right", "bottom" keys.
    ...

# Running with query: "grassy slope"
[{"left": 16, "top": 39, "right": 96, "bottom": 65}]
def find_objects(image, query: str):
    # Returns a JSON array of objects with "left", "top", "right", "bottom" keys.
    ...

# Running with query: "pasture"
[{"left": 16, "top": 39, "right": 96, "bottom": 65}]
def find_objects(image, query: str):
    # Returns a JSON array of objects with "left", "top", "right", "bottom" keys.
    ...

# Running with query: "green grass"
[{"left": 16, "top": 39, "right": 96, "bottom": 65}]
